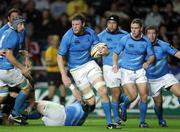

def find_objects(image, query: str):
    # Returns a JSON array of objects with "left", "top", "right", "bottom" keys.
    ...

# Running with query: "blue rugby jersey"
[
  {"left": 114, "top": 33, "right": 154, "bottom": 70},
  {"left": 146, "top": 39, "right": 177, "bottom": 79},
  {"left": 64, "top": 102, "right": 87, "bottom": 126},
  {"left": 0, "top": 28, "right": 23, "bottom": 69},
  {"left": 98, "top": 28, "right": 128, "bottom": 66},
  {"left": 58, "top": 27, "right": 99, "bottom": 69}
]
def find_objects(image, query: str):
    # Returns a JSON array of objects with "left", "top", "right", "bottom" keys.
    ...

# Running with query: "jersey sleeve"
[
  {"left": 163, "top": 43, "right": 178, "bottom": 55},
  {"left": 58, "top": 33, "right": 70, "bottom": 56}
]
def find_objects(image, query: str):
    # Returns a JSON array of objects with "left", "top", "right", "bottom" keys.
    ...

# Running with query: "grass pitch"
[{"left": 1, "top": 118, "right": 179, "bottom": 132}]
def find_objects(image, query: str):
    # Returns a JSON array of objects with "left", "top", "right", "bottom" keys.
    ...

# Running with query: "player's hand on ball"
[{"left": 98, "top": 45, "right": 109, "bottom": 56}]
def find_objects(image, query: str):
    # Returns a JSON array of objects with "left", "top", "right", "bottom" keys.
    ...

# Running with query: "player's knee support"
[
  {"left": 93, "top": 81, "right": 106, "bottom": 91},
  {"left": 19, "top": 79, "right": 30, "bottom": 90}
]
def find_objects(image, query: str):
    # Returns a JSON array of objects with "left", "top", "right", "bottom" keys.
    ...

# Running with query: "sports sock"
[
  {"left": 139, "top": 101, "right": 147, "bottom": 123},
  {"left": 154, "top": 105, "right": 163, "bottom": 122},
  {"left": 122, "top": 96, "right": 131, "bottom": 109},
  {"left": 111, "top": 102, "right": 120, "bottom": 123},
  {"left": 119, "top": 93, "right": 127, "bottom": 104},
  {"left": 101, "top": 102, "right": 112, "bottom": 125},
  {"left": 12, "top": 91, "right": 27, "bottom": 116}
]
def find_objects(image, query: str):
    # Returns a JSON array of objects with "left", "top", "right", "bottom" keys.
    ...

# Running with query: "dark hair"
[
  {"left": 131, "top": 18, "right": 143, "bottom": 28},
  {"left": 7, "top": 8, "right": 21, "bottom": 17},
  {"left": 71, "top": 13, "right": 86, "bottom": 23},
  {"left": 145, "top": 25, "right": 158, "bottom": 34}
]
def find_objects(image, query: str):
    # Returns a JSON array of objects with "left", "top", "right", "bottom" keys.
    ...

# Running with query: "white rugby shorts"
[
  {"left": 148, "top": 73, "right": 179, "bottom": 97},
  {"left": 121, "top": 68, "right": 147, "bottom": 85},
  {"left": 103, "top": 65, "right": 121, "bottom": 88}
]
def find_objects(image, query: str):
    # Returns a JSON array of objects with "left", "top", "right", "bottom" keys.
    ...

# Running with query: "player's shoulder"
[
  {"left": 0, "top": 24, "right": 9, "bottom": 31},
  {"left": 3, "top": 28, "right": 17, "bottom": 37},
  {"left": 142, "top": 35, "right": 150, "bottom": 42},
  {"left": 119, "top": 29, "right": 128, "bottom": 35},
  {"left": 121, "top": 33, "right": 130, "bottom": 41},
  {"left": 84, "top": 27, "right": 96, "bottom": 35},
  {"left": 157, "top": 39, "right": 170, "bottom": 46},
  {"left": 98, "top": 29, "right": 106, "bottom": 37}
]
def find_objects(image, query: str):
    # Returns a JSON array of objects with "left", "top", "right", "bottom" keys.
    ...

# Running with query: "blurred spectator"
[
  {"left": 50, "top": 0, "right": 67, "bottom": 20},
  {"left": 34, "top": 0, "right": 50, "bottom": 11},
  {"left": 158, "top": 24, "right": 169, "bottom": 42},
  {"left": 37, "top": 9, "right": 57, "bottom": 55},
  {"left": 86, "top": 0, "right": 112, "bottom": 16},
  {"left": 86, "top": 5, "right": 97, "bottom": 28},
  {"left": 162, "top": 2, "right": 180, "bottom": 35},
  {"left": 54, "top": 12, "right": 71, "bottom": 40},
  {"left": 144, "top": 3, "right": 164, "bottom": 27},
  {"left": 99, "top": 16, "right": 107, "bottom": 31},
  {"left": 24, "top": 0, "right": 42, "bottom": 39},
  {"left": 25, "top": 36, "right": 41, "bottom": 66},
  {"left": 173, "top": 0, "right": 180, "bottom": 13},
  {"left": 43, "top": 35, "right": 66, "bottom": 105},
  {"left": 105, "top": 1, "right": 130, "bottom": 22},
  {"left": 67, "top": 0, "right": 88, "bottom": 19}
]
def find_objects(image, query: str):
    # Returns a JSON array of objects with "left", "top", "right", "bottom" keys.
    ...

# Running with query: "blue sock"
[
  {"left": 122, "top": 96, "right": 131, "bottom": 109},
  {"left": 111, "top": 102, "right": 120, "bottom": 123},
  {"left": 178, "top": 98, "right": 180, "bottom": 104},
  {"left": 26, "top": 111, "right": 42, "bottom": 119},
  {"left": 101, "top": 102, "right": 112, "bottom": 125},
  {"left": 139, "top": 101, "right": 147, "bottom": 123},
  {"left": 154, "top": 105, "right": 163, "bottom": 122},
  {"left": 119, "top": 93, "right": 126, "bottom": 104},
  {"left": 12, "top": 91, "right": 27, "bottom": 116}
]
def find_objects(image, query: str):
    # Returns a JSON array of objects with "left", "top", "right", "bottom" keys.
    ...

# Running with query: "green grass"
[{"left": 1, "top": 118, "right": 180, "bottom": 132}]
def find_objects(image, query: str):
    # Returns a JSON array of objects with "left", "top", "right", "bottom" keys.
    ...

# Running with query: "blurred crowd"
[{"left": 0, "top": 0, "right": 179, "bottom": 73}]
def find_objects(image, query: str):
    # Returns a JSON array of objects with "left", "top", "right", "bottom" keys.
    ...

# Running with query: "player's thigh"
[
  {"left": 135, "top": 68, "right": 147, "bottom": 84},
  {"left": 170, "top": 83, "right": 180, "bottom": 97},
  {"left": 121, "top": 68, "right": 136, "bottom": 86},
  {"left": 136, "top": 82, "right": 148, "bottom": 98},
  {"left": 123, "top": 83, "right": 138, "bottom": 100},
  {"left": 70, "top": 66, "right": 89, "bottom": 90}
]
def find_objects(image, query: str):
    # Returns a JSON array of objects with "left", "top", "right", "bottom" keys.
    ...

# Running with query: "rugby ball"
[{"left": 90, "top": 43, "right": 107, "bottom": 58}]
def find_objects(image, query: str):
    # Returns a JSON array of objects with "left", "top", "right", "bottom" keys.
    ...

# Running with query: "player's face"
[
  {"left": 107, "top": 20, "right": 118, "bottom": 32},
  {"left": 72, "top": 20, "right": 85, "bottom": 34},
  {"left": 8, "top": 12, "right": 19, "bottom": 24},
  {"left": 130, "top": 23, "right": 142, "bottom": 38},
  {"left": 17, "top": 22, "right": 25, "bottom": 32},
  {"left": 146, "top": 29, "right": 157, "bottom": 44}
]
